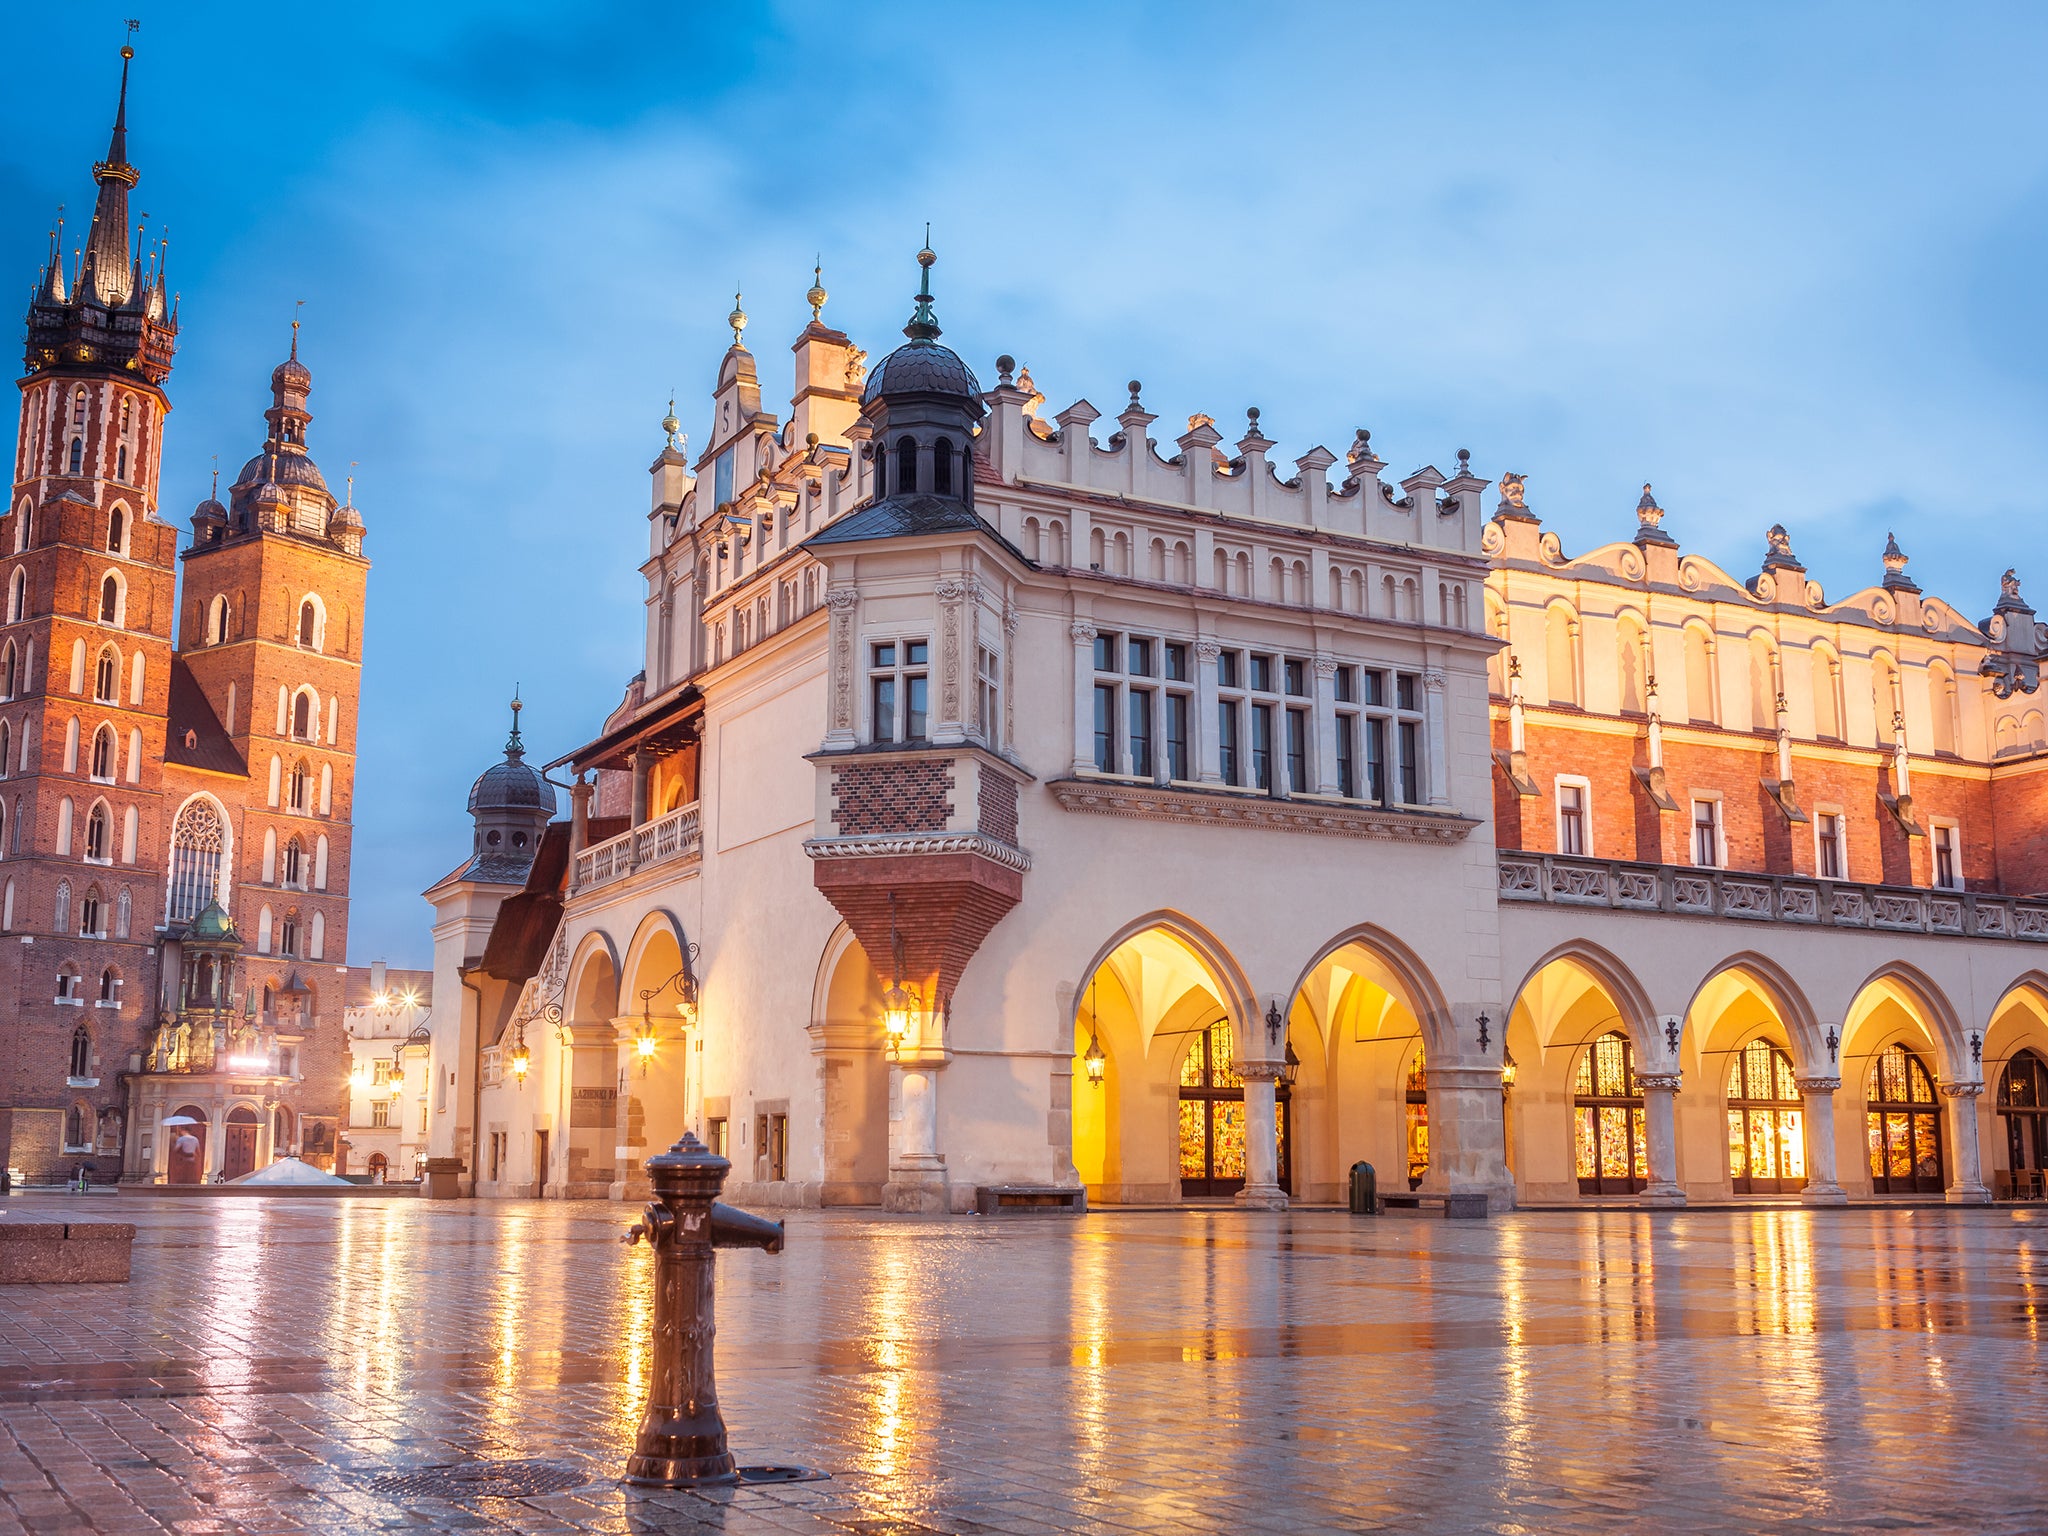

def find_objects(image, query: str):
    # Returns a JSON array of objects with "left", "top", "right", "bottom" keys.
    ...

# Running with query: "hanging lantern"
[
  {"left": 1280, "top": 1039, "right": 1300, "bottom": 1088},
  {"left": 510, "top": 1044, "right": 531, "bottom": 1082},
  {"left": 882, "top": 982, "right": 913, "bottom": 1050},
  {"left": 1084, "top": 1029, "right": 1106, "bottom": 1086}
]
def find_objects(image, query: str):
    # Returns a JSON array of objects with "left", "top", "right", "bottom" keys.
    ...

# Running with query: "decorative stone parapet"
[{"left": 1498, "top": 851, "right": 2048, "bottom": 942}]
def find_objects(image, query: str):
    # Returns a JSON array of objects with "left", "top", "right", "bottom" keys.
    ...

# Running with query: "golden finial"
[
  {"left": 662, "top": 395, "right": 683, "bottom": 452},
  {"left": 727, "top": 289, "right": 746, "bottom": 347},
  {"left": 807, "top": 257, "right": 827, "bottom": 323}
]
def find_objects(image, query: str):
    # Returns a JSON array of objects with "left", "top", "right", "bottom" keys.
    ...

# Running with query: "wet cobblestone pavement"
[{"left": 1, "top": 1197, "right": 2045, "bottom": 1533}]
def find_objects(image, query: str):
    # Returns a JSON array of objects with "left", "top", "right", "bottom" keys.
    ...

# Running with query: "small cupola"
[
  {"left": 858, "top": 241, "right": 984, "bottom": 507},
  {"left": 466, "top": 694, "right": 557, "bottom": 873}
]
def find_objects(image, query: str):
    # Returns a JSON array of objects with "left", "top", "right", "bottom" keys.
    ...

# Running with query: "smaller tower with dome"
[{"left": 464, "top": 696, "right": 558, "bottom": 880}]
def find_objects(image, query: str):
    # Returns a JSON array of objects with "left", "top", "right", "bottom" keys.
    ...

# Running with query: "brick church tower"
[
  {"left": 0, "top": 42, "right": 183, "bottom": 1178},
  {"left": 0, "top": 43, "right": 369, "bottom": 1185}
]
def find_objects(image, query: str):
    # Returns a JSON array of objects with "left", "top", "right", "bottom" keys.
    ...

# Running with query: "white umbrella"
[{"left": 160, "top": 1115, "right": 201, "bottom": 1127}]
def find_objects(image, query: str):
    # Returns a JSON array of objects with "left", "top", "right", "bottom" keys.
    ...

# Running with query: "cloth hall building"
[
  {"left": 426, "top": 250, "right": 2048, "bottom": 1213},
  {"left": 0, "top": 49, "right": 367, "bottom": 1186}
]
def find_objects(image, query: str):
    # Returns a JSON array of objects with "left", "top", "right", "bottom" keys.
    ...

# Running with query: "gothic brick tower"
[
  {"left": 174, "top": 332, "right": 367, "bottom": 974},
  {"left": 0, "top": 42, "right": 182, "bottom": 1178}
]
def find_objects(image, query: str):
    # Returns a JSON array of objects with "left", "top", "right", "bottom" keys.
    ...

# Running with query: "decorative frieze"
[{"left": 1048, "top": 778, "right": 1478, "bottom": 843}]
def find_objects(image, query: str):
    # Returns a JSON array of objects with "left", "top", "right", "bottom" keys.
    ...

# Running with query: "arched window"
[
  {"left": 896, "top": 435, "right": 918, "bottom": 495},
  {"left": 283, "top": 836, "right": 304, "bottom": 889},
  {"left": 1872, "top": 653, "right": 1901, "bottom": 746},
  {"left": 69, "top": 1024, "right": 91, "bottom": 1079},
  {"left": 1866, "top": 1043, "right": 1943, "bottom": 1194},
  {"left": 1177, "top": 1015, "right": 1247, "bottom": 1197},
  {"left": 1929, "top": 662, "right": 1959, "bottom": 756},
  {"left": 166, "top": 798, "right": 225, "bottom": 921},
  {"left": 72, "top": 388, "right": 86, "bottom": 427},
  {"left": 65, "top": 1103, "right": 88, "bottom": 1150},
  {"left": 1726, "top": 1040, "right": 1806, "bottom": 1194},
  {"left": 99, "top": 574, "right": 120, "bottom": 626},
  {"left": 1748, "top": 633, "right": 1778, "bottom": 732},
  {"left": 53, "top": 880, "right": 70, "bottom": 934},
  {"left": 8, "top": 570, "right": 24, "bottom": 625},
  {"left": 933, "top": 435, "right": 953, "bottom": 496},
  {"left": 108, "top": 506, "right": 125, "bottom": 553},
  {"left": 289, "top": 760, "right": 309, "bottom": 813},
  {"left": 279, "top": 911, "right": 299, "bottom": 957},
  {"left": 93, "top": 647, "right": 116, "bottom": 703},
  {"left": 1999, "top": 1050, "right": 2048, "bottom": 1198},
  {"left": 115, "top": 886, "right": 130, "bottom": 938},
  {"left": 79, "top": 885, "right": 102, "bottom": 936},
  {"left": 1544, "top": 603, "right": 1579, "bottom": 707},
  {"left": 1405, "top": 1045, "right": 1429, "bottom": 1191},
  {"left": 98, "top": 967, "right": 116, "bottom": 1003},
  {"left": 90, "top": 726, "right": 114, "bottom": 782},
  {"left": 0, "top": 648, "right": 13, "bottom": 703},
  {"left": 293, "top": 690, "right": 313, "bottom": 740},
  {"left": 208, "top": 595, "right": 230, "bottom": 646},
  {"left": 1573, "top": 1031, "right": 1647, "bottom": 1195},
  {"left": 299, "top": 599, "right": 319, "bottom": 649},
  {"left": 69, "top": 437, "right": 83, "bottom": 475}
]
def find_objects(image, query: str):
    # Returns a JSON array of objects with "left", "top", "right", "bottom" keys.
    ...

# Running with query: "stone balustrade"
[
  {"left": 1496, "top": 850, "right": 2048, "bottom": 942},
  {"left": 572, "top": 804, "right": 702, "bottom": 893}
]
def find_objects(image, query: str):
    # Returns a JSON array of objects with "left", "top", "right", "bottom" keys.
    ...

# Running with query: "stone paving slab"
[{"left": 0, "top": 1197, "right": 2044, "bottom": 1532}]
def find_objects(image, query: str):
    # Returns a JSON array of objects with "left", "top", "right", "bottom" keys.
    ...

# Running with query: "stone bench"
[
  {"left": 0, "top": 1218, "right": 135, "bottom": 1282},
  {"left": 975, "top": 1184, "right": 1086, "bottom": 1216}
]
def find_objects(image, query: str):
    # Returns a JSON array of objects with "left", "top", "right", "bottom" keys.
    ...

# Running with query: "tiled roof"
[{"left": 164, "top": 659, "right": 247, "bottom": 777}]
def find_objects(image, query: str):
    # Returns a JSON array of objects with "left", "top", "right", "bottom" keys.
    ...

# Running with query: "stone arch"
[
  {"left": 1506, "top": 939, "right": 1658, "bottom": 1056},
  {"left": 566, "top": 928, "right": 622, "bottom": 1024},
  {"left": 810, "top": 921, "right": 889, "bottom": 1205},
  {"left": 1069, "top": 912, "right": 1257, "bottom": 1205},
  {"left": 1841, "top": 959, "right": 1967, "bottom": 1081},
  {"left": 1680, "top": 951, "right": 1822, "bottom": 1067},
  {"left": 1287, "top": 923, "right": 1456, "bottom": 1056}
]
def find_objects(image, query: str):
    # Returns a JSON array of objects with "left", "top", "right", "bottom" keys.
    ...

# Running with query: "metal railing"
[
  {"left": 1496, "top": 850, "right": 2048, "bottom": 942},
  {"left": 573, "top": 804, "right": 702, "bottom": 892}
]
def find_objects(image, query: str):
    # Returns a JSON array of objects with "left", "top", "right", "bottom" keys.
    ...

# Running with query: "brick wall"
[
  {"left": 977, "top": 768, "right": 1018, "bottom": 845},
  {"left": 832, "top": 758, "right": 953, "bottom": 836}
]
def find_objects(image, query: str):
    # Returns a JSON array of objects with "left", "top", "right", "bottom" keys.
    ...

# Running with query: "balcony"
[
  {"left": 1497, "top": 851, "right": 2048, "bottom": 942},
  {"left": 572, "top": 803, "right": 701, "bottom": 893}
]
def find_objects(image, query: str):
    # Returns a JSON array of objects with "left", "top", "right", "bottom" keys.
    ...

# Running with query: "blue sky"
[{"left": 7, "top": 2, "right": 2048, "bottom": 966}]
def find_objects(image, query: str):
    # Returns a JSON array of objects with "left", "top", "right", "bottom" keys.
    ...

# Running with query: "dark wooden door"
[{"left": 223, "top": 1122, "right": 258, "bottom": 1181}]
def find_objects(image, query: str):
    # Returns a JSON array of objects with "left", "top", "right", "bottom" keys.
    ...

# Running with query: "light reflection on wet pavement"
[{"left": 1, "top": 1197, "right": 2045, "bottom": 1532}]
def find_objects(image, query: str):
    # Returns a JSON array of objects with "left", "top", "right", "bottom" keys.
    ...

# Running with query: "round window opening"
[{"left": 486, "top": 830, "right": 501, "bottom": 846}]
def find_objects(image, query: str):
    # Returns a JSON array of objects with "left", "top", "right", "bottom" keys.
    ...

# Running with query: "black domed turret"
[
  {"left": 855, "top": 243, "right": 985, "bottom": 508},
  {"left": 465, "top": 695, "right": 556, "bottom": 878}
]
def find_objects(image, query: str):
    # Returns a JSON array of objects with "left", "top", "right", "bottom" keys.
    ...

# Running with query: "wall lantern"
[
  {"left": 882, "top": 892, "right": 914, "bottom": 1058},
  {"left": 1500, "top": 1046, "right": 1518, "bottom": 1092},
  {"left": 1280, "top": 1040, "right": 1300, "bottom": 1088}
]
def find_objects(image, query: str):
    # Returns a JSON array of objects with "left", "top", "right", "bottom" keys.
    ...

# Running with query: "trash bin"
[{"left": 1348, "top": 1161, "right": 1377, "bottom": 1216}]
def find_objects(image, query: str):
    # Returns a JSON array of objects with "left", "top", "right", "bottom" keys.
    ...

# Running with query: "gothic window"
[
  {"left": 280, "top": 911, "right": 299, "bottom": 957},
  {"left": 72, "top": 389, "right": 86, "bottom": 427},
  {"left": 13, "top": 507, "right": 28, "bottom": 553},
  {"left": 98, "top": 967, "right": 116, "bottom": 1003},
  {"left": 93, "top": 648, "right": 116, "bottom": 703},
  {"left": 167, "top": 798, "right": 225, "bottom": 922},
  {"left": 108, "top": 506, "right": 125, "bottom": 552},
  {"left": 0, "top": 646, "right": 13, "bottom": 701},
  {"left": 208, "top": 595, "right": 230, "bottom": 646},
  {"left": 1177, "top": 1015, "right": 1246, "bottom": 1198},
  {"left": 896, "top": 435, "right": 918, "bottom": 495},
  {"left": 70, "top": 1023, "right": 90, "bottom": 1078},
  {"left": 292, "top": 691, "right": 313, "bottom": 741},
  {"left": 65, "top": 1103, "right": 88, "bottom": 1150},
  {"left": 53, "top": 880, "right": 71, "bottom": 935},
  {"left": 299, "top": 600, "right": 319, "bottom": 649},
  {"left": 1727, "top": 1039, "right": 1806, "bottom": 1194},
  {"left": 115, "top": 886, "right": 130, "bottom": 939},
  {"left": 90, "top": 726, "right": 114, "bottom": 782},
  {"left": 8, "top": 571, "right": 24, "bottom": 625},
  {"left": 99, "top": 574, "right": 120, "bottom": 626},
  {"left": 79, "top": 884, "right": 103, "bottom": 935},
  {"left": 1573, "top": 1032, "right": 1647, "bottom": 1195},
  {"left": 69, "top": 438, "right": 83, "bottom": 475},
  {"left": 283, "top": 836, "right": 304, "bottom": 889},
  {"left": 933, "top": 436, "right": 954, "bottom": 496},
  {"left": 289, "top": 760, "right": 310, "bottom": 813},
  {"left": 1866, "top": 1043, "right": 1943, "bottom": 1194},
  {"left": 1999, "top": 1051, "right": 2048, "bottom": 1194}
]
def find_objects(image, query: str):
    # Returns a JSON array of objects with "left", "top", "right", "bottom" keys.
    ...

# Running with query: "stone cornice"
[
  {"left": 803, "top": 832, "right": 1033, "bottom": 873},
  {"left": 1048, "top": 778, "right": 1478, "bottom": 843}
]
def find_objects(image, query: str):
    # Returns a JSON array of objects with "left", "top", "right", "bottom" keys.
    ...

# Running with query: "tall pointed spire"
[
  {"left": 904, "top": 228, "right": 941, "bottom": 341},
  {"left": 81, "top": 36, "right": 141, "bottom": 307},
  {"left": 505, "top": 690, "right": 526, "bottom": 759}
]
